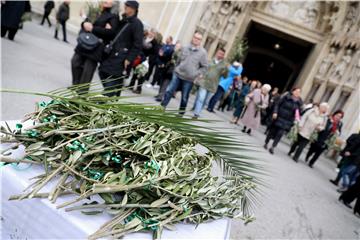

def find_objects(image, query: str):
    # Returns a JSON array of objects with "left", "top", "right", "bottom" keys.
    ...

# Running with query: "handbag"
[
  {"left": 77, "top": 32, "right": 100, "bottom": 51},
  {"left": 103, "top": 23, "right": 129, "bottom": 55}
]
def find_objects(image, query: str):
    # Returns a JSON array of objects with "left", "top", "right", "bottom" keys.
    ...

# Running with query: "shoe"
[
  {"left": 154, "top": 95, "right": 160, "bottom": 98},
  {"left": 145, "top": 83, "right": 153, "bottom": 88},
  {"left": 329, "top": 179, "right": 338, "bottom": 186},
  {"left": 241, "top": 128, "right": 246, "bottom": 133},
  {"left": 337, "top": 187, "right": 347, "bottom": 193},
  {"left": 54, "top": 36, "right": 59, "bottom": 40},
  {"left": 308, "top": 164, "right": 313, "bottom": 168},
  {"left": 207, "top": 108, "right": 214, "bottom": 113},
  {"left": 155, "top": 97, "right": 162, "bottom": 102},
  {"left": 354, "top": 211, "right": 360, "bottom": 218},
  {"left": 263, "top": 144, "right": 268, "bottom": 150},
  {"left": 339, "top": 197, "right": 352, "bottom": 209},
  {"left": 63, "top": 40, "right": 69, "bottom": 43},
  {"left": 246, "top": 129, "right": 251, "bottom": 136},
  {"left": 292, "top": 157, "right": 298, "bottom": 162},
  {"left": 132, "top": 89, "right": 141, "bottom": 94},
  {"left": 192, "top": 115, "right": 199, "bottom": 120},
  {"left": 287, "top": 151, "right": 292, "bottom": 156},
  {"left": 153, "top": 85, "right": 160, "bottom": 89},
  {"left": 269, "top": 147, "right": 274, "bottom": 154}
]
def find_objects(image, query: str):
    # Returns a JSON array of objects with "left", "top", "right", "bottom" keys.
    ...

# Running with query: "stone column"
[
  {"left": 313, "top": 81, "right": 327, "bottom": 103},
  {"left": 342, "top": 81, "right": 360, "bottom": 137},
  {"left": 327, "top": 85, "right": 342, "bottom": 107}
]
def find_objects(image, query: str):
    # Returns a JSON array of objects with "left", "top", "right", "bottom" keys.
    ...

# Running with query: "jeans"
[
  {"left": 233, "top": 98, "right": 245, "bottom": 118},
  {"left": 161, "top": 74, "right": 194, "bottom": 114},
  {"left": 194, "top": 87, "right": 211, "bottom": 117},
  {"left": 207, "top": 86, "right": 225, "bottom": 111},
  {"left": 340, "top": 164, "right": 360, "bottom": 189}
]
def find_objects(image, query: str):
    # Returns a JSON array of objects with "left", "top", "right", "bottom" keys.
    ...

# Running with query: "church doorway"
[{"left": 241, "top": 21, "right": 314, "bottom": 92}]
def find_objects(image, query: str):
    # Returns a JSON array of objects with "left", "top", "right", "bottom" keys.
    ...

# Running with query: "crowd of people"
[{"left": 2, "top": 0, "right": 359, "bottom": 218}]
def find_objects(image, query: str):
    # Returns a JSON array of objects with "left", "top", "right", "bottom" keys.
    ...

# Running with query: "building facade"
[{"left": 31, "top": 1, "right": 360, "bottom": 137}]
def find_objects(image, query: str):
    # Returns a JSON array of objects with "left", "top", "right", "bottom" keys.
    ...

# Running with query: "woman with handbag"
[
  {"left": 240, "top": 84, "right": 271, "bottom": 135},
  {"left": 288, "top": 102, "right": 329, "bottom": 162},
  {"left": 98, "top": 0, "right": 143, "bottom": 97},
  {"left": 71, "top": 0, "right": 119, "bottom": 94}
]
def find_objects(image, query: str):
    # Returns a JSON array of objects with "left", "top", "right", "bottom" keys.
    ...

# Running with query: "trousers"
[{"left": 71, "top": 53, "right": 98, "bottom": 94}]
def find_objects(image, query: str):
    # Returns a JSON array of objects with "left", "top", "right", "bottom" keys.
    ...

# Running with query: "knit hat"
[{"left": 125, "top": 0, "right": 139, "bottom": 10}]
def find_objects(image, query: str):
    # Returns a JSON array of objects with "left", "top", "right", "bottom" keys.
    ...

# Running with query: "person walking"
[
  {"left": 41, "top": 1, "right": 55, "bottom": 27},
  {"left": 230, "top": 79, "right": 256, "bottom": 124},
  {"left": 143, "top": 29, "right": 161, "bottom": 86},
  {"left": 288, "top": 102, "right": 329, "bottom": 162},
  {"left": 71, "top": 0, "right": 119, "bottom": 94},
  {"left": 306, "top": 110, "right": 344, "bottom": 167},
  {"left": 262, "top": 87, "right": 279, "bottom": 125},
  {"left": 192, "top": 48, "right": 227, "bottom": 119},
  {"left": 339, "top": 175, "right": 360, "bottom": 217},
  {"left": 218, "top": 75, "right": 241, "bottom": 112},
  {"left": 98, "top": 0, "right": 143, "bottom": 97},
  {"left": 240, "top": 84, "right": 271, "bottom": 135},
  {"left": 330, "top": 132, "right": 360, "bottom": 189},
  {"left": 149, "top": 36, "right": 175, "bottom": 93},
  {"left": 161, "top": 32, "right": 208, "bottom": 115},
  {"left": 155, "top": 42, "right": 181, "bottom": 102},
  {"left": 1, "top": 1, "right": 31, "bottom": 41},
  {"left": 264, "top": 87, "right": 303, "bottom": 154},
  {"left": 54, "top": 0, "right": 70, "bottom": 42},
  {"left": 207, "top": 61, "right": 243, "bottom": 112}
]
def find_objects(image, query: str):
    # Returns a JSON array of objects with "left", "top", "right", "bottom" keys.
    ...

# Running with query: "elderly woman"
[
  {"left": 288, "top": 102, "right": 329, "bottom": 162},
  {"left": 240, "top": 84, "right": 271, "bottom": 135}
]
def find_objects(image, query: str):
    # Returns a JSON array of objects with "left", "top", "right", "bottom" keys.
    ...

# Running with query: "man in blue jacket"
[{"left": 207, "top": 61, "right": 243, "bottom": 112}]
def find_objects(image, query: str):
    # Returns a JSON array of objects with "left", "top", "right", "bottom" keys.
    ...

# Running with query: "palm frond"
[{"left": 1, "top": 83, "right": 264, "bottom": 214}]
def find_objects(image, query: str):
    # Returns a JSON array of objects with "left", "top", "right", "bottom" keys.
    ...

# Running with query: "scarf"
[{"left": 331, "top": 116, "right": 339, "bottom": 133}]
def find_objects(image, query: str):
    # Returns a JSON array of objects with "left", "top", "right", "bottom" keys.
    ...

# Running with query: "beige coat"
[{"left": 299, "top": 107, "right": 327, "bottom": 139}]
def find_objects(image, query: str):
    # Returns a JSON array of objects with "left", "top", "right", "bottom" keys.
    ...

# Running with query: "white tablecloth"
[{"left": 1, "top": 120, "right": 231, "bottom": 239}]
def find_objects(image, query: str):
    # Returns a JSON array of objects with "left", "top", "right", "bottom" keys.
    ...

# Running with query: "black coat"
[
  {"left": 1, "top": 1, "right": 30, "bottom": 29},
  {"left": 75, "top": 8, "right": 119, "bottom": 62},
  {"left": 44, "top": 1, "right": 55, "bottom": 12},
  {"left": 99, "top": 14, "right": 144, "bottom": 76},
  {"left": 340, "top": 133, "right": 360, "bottom": 167},
  {"left": 273, "top": 93, "right": 303, "bottom": 131},
  {"left": 56, "top": 3, "right": 69, "bottom": 22}
]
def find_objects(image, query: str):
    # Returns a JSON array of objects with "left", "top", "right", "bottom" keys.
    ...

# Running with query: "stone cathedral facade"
[{"left": 31, "top": 1, "right": 360, "bottom": 137}]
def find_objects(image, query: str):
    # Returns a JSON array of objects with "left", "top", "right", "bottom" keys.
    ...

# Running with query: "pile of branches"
[{"left": 1, "top": 89, "right": 260, "bottom": 239}]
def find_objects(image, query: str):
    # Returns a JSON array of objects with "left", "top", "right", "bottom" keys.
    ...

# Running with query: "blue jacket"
[{"left": 219, "top": 65, "right": 243, "bottom": 93}]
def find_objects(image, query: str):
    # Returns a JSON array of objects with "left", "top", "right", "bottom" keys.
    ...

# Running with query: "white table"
[{"left": 1, "top": 121, "right": 231, "bottom": 239}]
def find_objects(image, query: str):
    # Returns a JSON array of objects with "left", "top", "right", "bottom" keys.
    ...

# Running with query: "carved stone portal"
[
  {"left": 330, "top": 49, "right": 353, "bottom": 82},
  {"left": 317, "top": 47, "right": 337, "bottom": 78}
]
